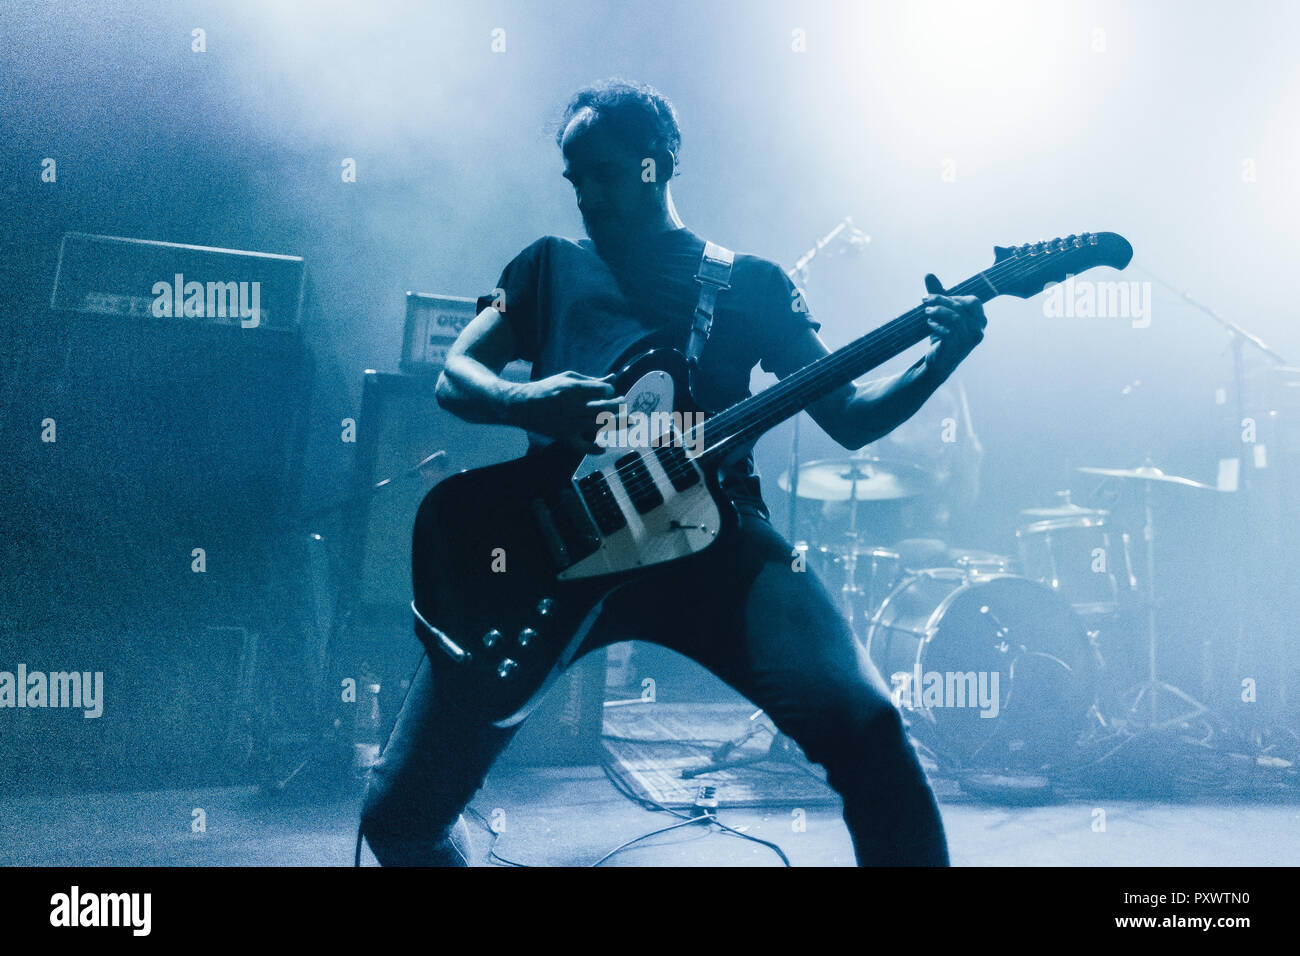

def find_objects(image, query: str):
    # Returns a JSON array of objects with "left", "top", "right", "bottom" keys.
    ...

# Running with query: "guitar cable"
[
  {"left": 587, "top": 814, "right": 717, "bottom": 867},
  {"left": 599, "top": 758, "right": 792, "bottom": 865},
  {"left": 466, "top": 805, "right": 528, "bottom": 867},
  {"left": 460, "top": 766, "right": 792, "bottom": 867}
]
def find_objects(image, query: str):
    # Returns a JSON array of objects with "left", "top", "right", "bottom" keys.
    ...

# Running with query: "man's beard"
[
  {"left": 581, "top": 205, "right": 612, "bottom": 231},
  {"left": 582, "top": 213, "right": 628, "bottom": 252}
]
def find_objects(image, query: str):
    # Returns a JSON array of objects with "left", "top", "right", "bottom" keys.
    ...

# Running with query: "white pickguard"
[{"left": 558, "top": 368, "right": 721, "bottom": 581}]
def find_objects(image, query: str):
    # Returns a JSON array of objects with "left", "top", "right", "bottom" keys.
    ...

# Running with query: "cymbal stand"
[
  {"left": 1124, "top": 466, "right": 1210, "bottom": 731},
  {"left": 839, "top": 465, "right": 865, "bottom": 633}
]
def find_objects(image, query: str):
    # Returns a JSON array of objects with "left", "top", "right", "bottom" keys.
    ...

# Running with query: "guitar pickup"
[
  {"left": 615, "top": 453, "right": 664, "bottom": 513},
  {"left": 653, "top": 444, "right": 700, "bottom": 491},
  {"left": 576, "top": 471, "right": 627, "bottom": 535}
]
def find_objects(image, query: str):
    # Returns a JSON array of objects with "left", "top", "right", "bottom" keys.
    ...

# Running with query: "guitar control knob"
[
  {"left": 497, "top": 659, "right": 518, "bottom": 679},
  {"left": 483, "top": 629, "right": 502, "bottom": 648},
  {"left": 518, "top": 627, "right": 538, "bottom": 647},
  {"left": 536, "top": 598, "right": 555, "bottom": 617}
]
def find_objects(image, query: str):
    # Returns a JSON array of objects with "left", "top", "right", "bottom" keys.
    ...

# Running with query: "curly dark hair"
[{"left": 553, "top": 78, "right": 682, "bottom": 175}]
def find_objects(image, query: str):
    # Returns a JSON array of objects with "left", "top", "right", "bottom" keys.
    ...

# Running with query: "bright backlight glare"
[{"left": 883, "top": 0, "right": 1069, "bottom": 134}]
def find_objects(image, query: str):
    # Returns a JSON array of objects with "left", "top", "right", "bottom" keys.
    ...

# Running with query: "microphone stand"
[
  {"left": 1132, "top": 267, "right": 1292, "bottom": 737},
  {"left": 1135, "top": 265, "right": 1290, "bottom": 493},
  {"left": 784, "top": 217, "right": 871, "bottom": 541}
]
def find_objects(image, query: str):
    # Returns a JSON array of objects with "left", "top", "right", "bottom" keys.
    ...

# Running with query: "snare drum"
[
  {"left": 947, "top": 548, "right": 1016, "bottom": 578},
  {"left": 865, "top": 569, "right": 1096, "bottom": 769}
]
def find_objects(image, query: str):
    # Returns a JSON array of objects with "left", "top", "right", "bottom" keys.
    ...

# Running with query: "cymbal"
[
  {"left": 1019, "top": 502, "right": 1108, "bottom": 520},
  {"left": 806, "top": 542, "right": 902, "bottom": 561},
  {"left": 1019, "top": 490, "right": 1108, "bottom": 526},
  {"left": 778, "top": 456, "right": 934, "bottom": 502},
  {"left": 1077, "top": 464, "right": 1219, "bottom": 491}
]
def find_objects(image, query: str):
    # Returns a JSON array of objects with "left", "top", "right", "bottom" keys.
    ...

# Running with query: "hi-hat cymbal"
[
  {"left": 1019, "top": 502, "right": 1108, "bottom": 519},
  {"left": 1077, "top": 464, "right": 1219, "bottom": 491},
  {"left": 778, "top": 456, "right": 934, "bottom": 502},
  {"left": 1019, "top": 489, "right": 1108, "bottom": 525}
]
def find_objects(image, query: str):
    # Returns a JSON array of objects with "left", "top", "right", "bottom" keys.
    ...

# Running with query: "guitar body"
[{"left": 411, "top": 349, "right": 737, "bottom": 725}]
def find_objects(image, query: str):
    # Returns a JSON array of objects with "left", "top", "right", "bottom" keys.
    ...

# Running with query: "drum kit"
[{"left": 782, "top": 453, "right": 1226, "bottom": 773}]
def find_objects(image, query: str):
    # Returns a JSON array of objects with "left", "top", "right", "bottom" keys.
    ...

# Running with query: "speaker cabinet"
[{"left": 341, "top": 370, "right": 529, "bottom": 610}]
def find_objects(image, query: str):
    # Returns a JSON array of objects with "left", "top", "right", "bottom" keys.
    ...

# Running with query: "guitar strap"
[{"left": 685, "top": 240, "right": 734, "bottom": 372}]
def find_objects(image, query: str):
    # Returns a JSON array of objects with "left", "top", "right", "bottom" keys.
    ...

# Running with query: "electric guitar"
[{"left": 411, "top": 232, "right": 1134, "bottom": 725}]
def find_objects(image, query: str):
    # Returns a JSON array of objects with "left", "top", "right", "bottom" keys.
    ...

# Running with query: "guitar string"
[
  {"left": 594, "top": 242, "right": 1105, "bottom": 509},
  {"left": 590, "top": 306, "right": 935, "bottom": 507},
  {"left": 618, "top": 289, "right": 967, "bottom": 490},
  {"left": 682, "top": 243, "right": 1089, "bottom": 450},
  {"left": 594, "top": 306, "right": 935, "bottom": 512},
  {"left": 602, "top": 244, "right": 1095, "bottom": 507},
  {"left": 672, "top": 248, "right": 1059, "bottom": 447}
]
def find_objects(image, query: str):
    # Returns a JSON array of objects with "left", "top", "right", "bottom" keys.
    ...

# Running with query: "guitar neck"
[{"left": 695, "top": 269, "right": 999, "bottom": 465}]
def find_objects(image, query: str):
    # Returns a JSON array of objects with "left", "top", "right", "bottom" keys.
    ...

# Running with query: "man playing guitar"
[{"left": 360, "top": 78, "right": 987, "bottom": 866}]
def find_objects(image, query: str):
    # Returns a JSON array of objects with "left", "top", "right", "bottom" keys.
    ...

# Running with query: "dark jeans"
[{"left": 360, "top": 506, "right": 949, "bottom": 866}]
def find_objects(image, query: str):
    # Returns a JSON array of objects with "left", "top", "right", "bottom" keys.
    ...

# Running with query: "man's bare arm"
[
  {"left": 767, "top": 292, "right": 987, "bottom": 451},
  {"left": 434, "top": 307, "right": 527, "bottom": 426},
  {"left": 435, "top": 306, "right": 623, "bottom": 454}
]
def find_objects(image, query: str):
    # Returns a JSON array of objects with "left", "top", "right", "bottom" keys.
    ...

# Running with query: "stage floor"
[{"left": 2, "top": 765, "right": 1297, "bottom": 867}]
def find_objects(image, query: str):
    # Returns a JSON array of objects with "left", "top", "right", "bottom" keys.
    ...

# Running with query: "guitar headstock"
[{"left": 990, "top": 232, "right": 1133, "bottom": 299}]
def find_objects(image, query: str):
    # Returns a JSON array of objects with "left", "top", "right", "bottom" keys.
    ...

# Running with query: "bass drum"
[{"left": 865, "top": 569, "right": 1096, "bottom": 771}]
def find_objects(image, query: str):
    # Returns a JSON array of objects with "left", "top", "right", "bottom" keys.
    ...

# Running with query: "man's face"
[{"left": 560, "top": 109, "right": 660, "bottom": 246}]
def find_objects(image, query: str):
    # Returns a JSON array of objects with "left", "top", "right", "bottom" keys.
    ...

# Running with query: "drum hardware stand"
[
  {"left": 1133, "top": 267, "right": 1294, "bottom": 737},
  {"left": 259, "top": 449, "right": 451, "bottom": 797},
  {"left": 1122, "top": 462, "right": 1211, "bottom": 732},
  {"left": 1119, "top": 532, "right": 1138, "bottom": 593},
  {"left": 838, "top": 463, "right": 868, "bottom": 633},
  {"left": 1081, "top": 623, "right": 1114, "bottom": 732},
  {"left": 682, "top": 709, "right": 800, "bottom": 779}
]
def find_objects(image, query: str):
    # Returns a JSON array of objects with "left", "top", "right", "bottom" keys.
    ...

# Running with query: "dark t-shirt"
[{"left": 476, "top": 227, "right": 819, "bottom": 514}]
